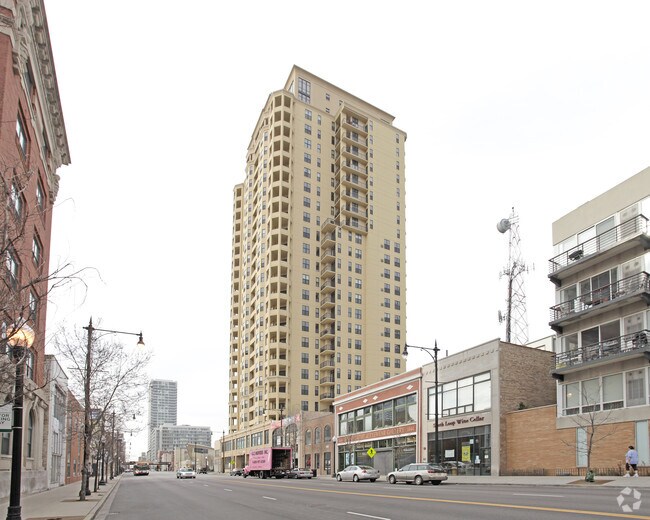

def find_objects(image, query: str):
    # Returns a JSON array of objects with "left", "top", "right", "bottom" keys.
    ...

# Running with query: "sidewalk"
[
  {"left": 0, "top": 477, "right": 120, "bottom": 520},
  {"left": 446, "top": 474, "right": 650, "bottom": 487}
]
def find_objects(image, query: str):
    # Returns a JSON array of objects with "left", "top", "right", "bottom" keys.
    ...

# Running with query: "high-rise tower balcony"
[
  {"left": 342, "top": 145, "right": 368, "bottom": 163},
  {"left": 320, "top": 311, "right": 335, "bottom": 326},
  {"left": 321, "top": 280, "right": 336, "bottom": 293},
  {"left": 320, "top": 391, "right": 336, "bottom": 402},
  {"left": 321, "top": 248, "right": 336, "bottom": 264},
  {"left": 320, "top": 359, "right": 335, "bottom": 371},
  {"left": 320, "top": 341, "right": 335, "bottom": 354},
  {"left": 342, "top": 117, "right": 368, "bottom": 136},
  {"left": 340, "top": 173, "right": 368, "bottom": 191},
  {"left": 342, "top": 131, "right": 368, "bottom": 150},
  {"left": 548, "top": 214, "right": 649, "bottom": 286},
  {"left": 320, "top": 327, "right": 335, "bottom": 341},
  {"left": 321, "top": 261, "right": 335, "bottom": 278},
  {"left": 320, "top": 295, "right": 336, "bottom": 309},
  {"left": 322, "top": 234, "right": 336, "bottom": 252}
]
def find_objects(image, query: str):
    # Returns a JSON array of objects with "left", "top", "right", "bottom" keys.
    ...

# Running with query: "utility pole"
[{"left": 110, "top": 411, "right": 115, "bottom": 479}]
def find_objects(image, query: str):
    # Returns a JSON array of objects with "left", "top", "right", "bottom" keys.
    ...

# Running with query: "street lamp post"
[
  {"left": 5, "top": 322, "right": 35, "bottom": 520},
  {"left": 402, "top": 341, "right": 440, "bottom": 464},
  {"left": 79, "top": 318, "right": 144, "bottom": 501},
  {"left": 221, "top": 430, "right": 225, "bottom": 474}
]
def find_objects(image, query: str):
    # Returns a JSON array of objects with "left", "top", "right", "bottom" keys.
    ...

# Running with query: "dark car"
[{"left": 198, "top": 468, "right": 207, "bottom": 474}]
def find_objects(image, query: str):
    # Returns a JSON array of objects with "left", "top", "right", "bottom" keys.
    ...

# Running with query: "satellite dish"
[{"left": 497, "top": 219, "right": 511, "bottom": 234}]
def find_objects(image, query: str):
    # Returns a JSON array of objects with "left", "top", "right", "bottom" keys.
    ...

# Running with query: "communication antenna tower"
[{"left": 497, "top": 207, "right": 529, "bottom": 344}]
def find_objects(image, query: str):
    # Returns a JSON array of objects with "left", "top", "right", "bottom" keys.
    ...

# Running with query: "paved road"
[{"left": 99, "top": 472, "right": 650, "bottom": 520}]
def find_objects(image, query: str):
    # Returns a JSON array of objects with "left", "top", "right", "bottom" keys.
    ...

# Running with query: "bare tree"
[
  {"left": 53, "top": 325, "right": 151, "bottom": 500},
  {"left": 561, "top": 382, "right": 620, "bottom": 479},
  {"left": 1, "top": 159, "right": 90, "bottom": 388}
]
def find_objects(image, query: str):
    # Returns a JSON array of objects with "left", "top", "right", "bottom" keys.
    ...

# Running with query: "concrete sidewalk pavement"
[
  {"left": 0, "top": 477, "right": 120, "bottom": 520},
  {"left": 447, "top": 474, "right": 650, "bottom": 487}
]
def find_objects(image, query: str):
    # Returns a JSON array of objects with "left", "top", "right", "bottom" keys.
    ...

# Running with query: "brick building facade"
[{"left": 0, "top": 0, "right": 69, "bottom": 498}]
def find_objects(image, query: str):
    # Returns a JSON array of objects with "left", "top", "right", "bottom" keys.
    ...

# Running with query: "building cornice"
[{"left": 7, "top": 0, "right": 70, "bottom": 171}]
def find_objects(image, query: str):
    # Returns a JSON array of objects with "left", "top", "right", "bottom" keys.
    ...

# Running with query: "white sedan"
[
  {"left": 336, "top": 465, "right": 380, "bottom": 482},
  {"left": 176, "top": 467, "right": 196, "bottom": 479}
]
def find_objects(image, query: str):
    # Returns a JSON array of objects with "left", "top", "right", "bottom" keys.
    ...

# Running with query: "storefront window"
[{"left": 431, "top": 426, "right": 491, "bottom": 475}]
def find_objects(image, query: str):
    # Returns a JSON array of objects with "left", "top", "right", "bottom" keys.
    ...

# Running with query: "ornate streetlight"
[
  {"left": 5, "top": 322, "right": 35, "bottom": 520},
  {"left": 402, "top": 341, "right": 440, "bottom": 464}
]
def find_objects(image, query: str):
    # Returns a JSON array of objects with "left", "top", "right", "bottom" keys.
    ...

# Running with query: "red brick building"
[{"left": 0, "top": 0, "right": 69, "bottom": 497}]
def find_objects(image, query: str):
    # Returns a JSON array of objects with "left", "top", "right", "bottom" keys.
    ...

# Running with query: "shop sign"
[{"left": 438, "top": 414, "right": 487, "bottom": 429}]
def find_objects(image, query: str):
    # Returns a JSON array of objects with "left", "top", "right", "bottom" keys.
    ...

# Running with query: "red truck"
[{"left": 243, "top": 447, "right": 292, "bottom": 479}]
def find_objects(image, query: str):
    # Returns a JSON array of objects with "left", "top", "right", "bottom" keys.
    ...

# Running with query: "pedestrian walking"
[{"left": 625, "top": 445, "right": 639, "bottom": 477}]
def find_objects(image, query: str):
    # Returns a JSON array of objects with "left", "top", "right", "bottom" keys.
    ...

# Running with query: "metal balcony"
[
  {"left": 549, "top": 272, "right": 650, "bottom": 332},
  {"left": 548, "top": 215, "right": 650, "bottom": 285},
  {"left": 552, "top": 330, "right": 650, "bottom": 380}
]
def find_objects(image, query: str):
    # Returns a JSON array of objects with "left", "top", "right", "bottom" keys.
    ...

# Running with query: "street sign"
[
  {"left": 367, "top": 447, "right": 376, "bottom": 458},
  {"left": 0, "top": 404, "right": 11, "bottom": 432}
]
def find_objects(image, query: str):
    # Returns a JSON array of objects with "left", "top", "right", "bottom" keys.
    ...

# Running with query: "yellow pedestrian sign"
[{"left": 367, "top": 448, "right": 376, "bottom": 458}]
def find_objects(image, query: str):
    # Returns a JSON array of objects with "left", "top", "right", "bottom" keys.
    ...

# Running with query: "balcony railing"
[
  {"left": 550, "top": 271, "right": 650, "bottom": 322},
  {"left": 554, "top": 329, "right": 650, "bottom": 370},
  {"left": 548, "top": 215, "right": 648, "bottom": 274}
]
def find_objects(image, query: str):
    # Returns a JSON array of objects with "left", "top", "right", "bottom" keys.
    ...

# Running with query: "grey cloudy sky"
[{"left": 43, "top": 0, "right": 650, "bottom": 457}]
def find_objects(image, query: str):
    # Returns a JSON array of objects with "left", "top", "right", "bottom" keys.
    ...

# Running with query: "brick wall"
[
  {"left": 505, "top": 404, "right": 644, "bottom": 473},
  {"left": 498, "top": 343, "right": 556, "bottom": 471}
]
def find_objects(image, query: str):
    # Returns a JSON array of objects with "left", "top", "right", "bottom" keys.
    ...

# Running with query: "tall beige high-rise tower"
[{"left": 228, "top": 66, "right": 407, "bottom": 435}]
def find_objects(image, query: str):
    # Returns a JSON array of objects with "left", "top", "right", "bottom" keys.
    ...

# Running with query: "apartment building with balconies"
[
  {"left": 549, "top": 166, "right": 650, "bottom": 466},
  {"left": 226, "top": 66, "right": 407, "bottom": 446}
]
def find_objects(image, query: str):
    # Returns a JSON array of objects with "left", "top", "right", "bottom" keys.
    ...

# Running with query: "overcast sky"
[{"left": 43, "top": 1, "right": 650, "bottom": 458}]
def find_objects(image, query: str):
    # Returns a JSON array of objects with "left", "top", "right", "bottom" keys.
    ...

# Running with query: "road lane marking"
[
  {"left": 237, "top": 481, "right": 650, "bottom": 519},
  {"left": 348, "top": 512, "right": 391, "bottom": 520},
  {"left": 263, "top": 496, "right": 277, "bottom": 500},
  {"left": 224, "top": 488, "right": 232, "bottom": 491},
  {"left": 513, "top": 493, "right": 564, "bottom": 498}
]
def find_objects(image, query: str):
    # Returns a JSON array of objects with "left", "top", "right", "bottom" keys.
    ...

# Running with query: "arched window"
[
  {"left": 314, "top": 427, "right": 321, "bottom": 444},
  {"left": 285, "top": 423, "right": 298, "bottom": 448},
  {"left": 27, "top": 410, "right": 34, "bottom": 458},
  {"left": 324, "top": 425, "right": 331, "bottom": 442},
  {"left": 272, "top": 428, "right": 282, "bottom": 446},
  {"left": 305, "top": 429, "right": 312, "bottom": 445}
]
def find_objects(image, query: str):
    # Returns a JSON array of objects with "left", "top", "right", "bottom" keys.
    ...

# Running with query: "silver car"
[
  {"left": 176, "top": 467, "right": 196, "bottom": 479},
  {"left": 387, "top": 463, "right": 448, "bottom": 485},
  {"left": 336, "top": 465, "right": 380, "bottom": 482}
]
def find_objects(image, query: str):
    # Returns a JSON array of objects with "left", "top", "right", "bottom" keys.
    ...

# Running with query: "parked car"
[
  {"left": 288, "top": 468, "right": 313, "bottom": 479},
  {"left": 336, "top": 465, "right": 380, "bottom": 482},
  {"left": 387, "top": 463, "right": 448, "bottom": 485},
  {"left": 198, "top": 467, "right": 208, "bottom": 474},
  {"left": 230, "top": 468, "right": 244, "bottom": 476},
  {"left": 176, "top": 467, "right": 196, "bottom": 479}
]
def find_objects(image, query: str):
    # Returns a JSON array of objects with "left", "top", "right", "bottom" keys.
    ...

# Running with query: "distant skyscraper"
[
  {"left": 227, "top": 66, "right": 407, "bottom": 436},
  {"left": 148, "top": 380, "right": 177, "bottom": 459}
]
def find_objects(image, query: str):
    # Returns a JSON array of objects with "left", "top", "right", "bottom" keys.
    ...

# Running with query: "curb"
[{"left": 83, "top": 476, "right": 122, "bottom": 520}]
